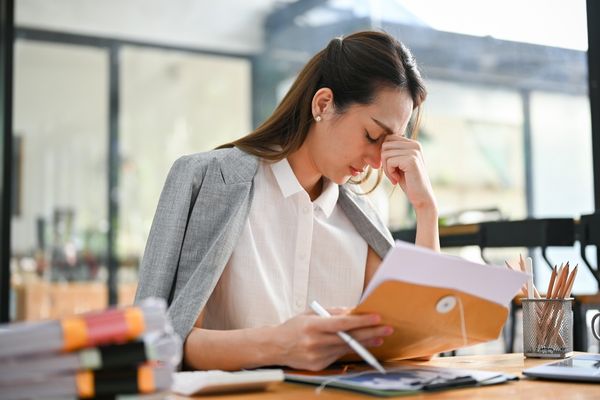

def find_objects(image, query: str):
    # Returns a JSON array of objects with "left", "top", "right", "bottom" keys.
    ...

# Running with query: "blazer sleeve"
[{"left": 134, "top": 155, "right": 206, "bottom": 304}]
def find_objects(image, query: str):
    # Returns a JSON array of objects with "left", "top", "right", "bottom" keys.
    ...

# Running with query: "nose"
[{"left": 364, "top": 146, "right": 382, "bottom": 169}]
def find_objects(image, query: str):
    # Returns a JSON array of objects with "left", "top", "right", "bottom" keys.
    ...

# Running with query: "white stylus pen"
[
  {"left": 309, "top": 300, "right": 386, "bottom": 374},
  {"left": 526, "top": 257, "right": 534, "bottom": 299}
]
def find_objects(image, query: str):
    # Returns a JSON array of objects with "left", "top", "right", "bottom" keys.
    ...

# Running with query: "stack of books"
[{"left": 0, "top": 298, "right": 180, "bottom": 400}]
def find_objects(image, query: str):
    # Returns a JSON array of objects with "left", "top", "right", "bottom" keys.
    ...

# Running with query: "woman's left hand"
[{"left": 381, "top": 135, "right": 436, "bottom": 212}]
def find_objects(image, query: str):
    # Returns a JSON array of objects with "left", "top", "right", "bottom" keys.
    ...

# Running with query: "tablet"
[{"left": 522, "top": 354, "right": 600, "bottom": 383}]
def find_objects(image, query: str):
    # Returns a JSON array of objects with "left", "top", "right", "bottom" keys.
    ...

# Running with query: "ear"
[{"left": 311, "top": 88, "right": 334, "bottom": 119}]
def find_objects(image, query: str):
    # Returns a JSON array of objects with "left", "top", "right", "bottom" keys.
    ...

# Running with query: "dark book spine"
[
  {"left": 97, "top": 341, "right": 148, "bottom": 369},
  {"left": 77, "top": 365, "right": 158, "bottom": 398}
]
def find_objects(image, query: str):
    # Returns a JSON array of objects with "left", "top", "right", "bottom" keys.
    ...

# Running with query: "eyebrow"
[{"left": 371, "top": 118, "right": 395, "bottom": 136}]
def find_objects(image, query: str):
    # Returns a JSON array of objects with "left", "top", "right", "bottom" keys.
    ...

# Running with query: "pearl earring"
[{"left": 315, "top": 115, "right": 322, "bottom": 122}]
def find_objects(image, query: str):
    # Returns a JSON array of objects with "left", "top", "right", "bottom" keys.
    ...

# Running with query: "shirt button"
[
  {"left": 302, "top": 206, "right": 310, "bottom": 214},
  {"left": 295, "top": 299, "right": 303, "bottom": 308}
]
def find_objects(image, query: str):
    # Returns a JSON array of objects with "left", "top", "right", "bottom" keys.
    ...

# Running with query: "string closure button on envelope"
[{"left": 436, "top": 295, "right": 457, "bottom": 314}]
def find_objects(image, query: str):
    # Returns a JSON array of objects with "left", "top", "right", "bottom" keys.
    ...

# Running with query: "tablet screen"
[{"left": 549, "top": 358, "right": 600, "bottom": 369}]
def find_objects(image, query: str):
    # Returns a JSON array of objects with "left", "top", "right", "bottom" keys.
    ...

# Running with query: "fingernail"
[
  {"left": 371, "top": 314, "right": 381, "bottom": 324},
  {"left": 373, "top": 338, "right": 384, "bottom": 346},
  {"left": 383, "top": 326, "right": 394, "bottom": 335}
]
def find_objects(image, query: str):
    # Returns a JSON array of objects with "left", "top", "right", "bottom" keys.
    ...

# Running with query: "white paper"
[{"left": 361, "top": 241, "right": 528, "bottom": 306}]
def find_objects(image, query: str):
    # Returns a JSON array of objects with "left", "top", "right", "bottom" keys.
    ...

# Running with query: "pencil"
[
  {"left": 538, "top": 264, "right": 569, "bottom": 343},
  {"left": 506, "top": 259, "right": 540, "bottom": 298},
  {"left": 555, "top": 263, "right": 571, "bottom": 299},
  {"left": 545, "top": 266, "right": 578, "bottom": 346},
  {"left": 519, "top": 254, "right": 525, "bottom": 271},
  {"left": 551, "top": 264, "right": 568, "bottom": 298},
  {"left": 564, "top": 265, "right": 578, "bottom": 298},
  {"left": 546, "top": 266, "right": 557, "bottom": 299}
]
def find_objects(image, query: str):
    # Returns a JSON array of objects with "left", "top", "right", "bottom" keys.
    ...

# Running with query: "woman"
[{"left": 135, "top": 31, "right": 439, "bottom": 371}]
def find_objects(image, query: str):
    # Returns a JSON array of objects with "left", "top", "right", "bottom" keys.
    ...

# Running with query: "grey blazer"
[{"left": 135, "top": 147, "right": 394, "bottom": 342}]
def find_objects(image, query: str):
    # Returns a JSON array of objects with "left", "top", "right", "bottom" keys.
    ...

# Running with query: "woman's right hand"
[{"left": 271, "top": 308, "right": 393, "bottom": 371}]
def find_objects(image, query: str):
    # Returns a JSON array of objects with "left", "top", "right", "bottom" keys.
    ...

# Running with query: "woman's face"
[{"left": 307, "top": 86, "right": 414, "bottom": 185}]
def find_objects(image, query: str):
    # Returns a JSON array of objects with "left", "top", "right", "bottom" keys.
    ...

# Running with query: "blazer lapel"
[{"left": 338, "top": 186, "right": 394, "bottom": 259}]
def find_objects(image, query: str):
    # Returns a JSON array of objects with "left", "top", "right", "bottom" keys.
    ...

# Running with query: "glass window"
[
  {"left": 11, "top": 39, "right": 109, "bottom": 320},
  {"left": 530, "top": 91, "right": 595, "bottom": 293},
  {"left": 118, "top": 46, "right": 252, "bottom": 294},
  {"left": 391, "top": 80, "right": 526, "bottom": 229}
]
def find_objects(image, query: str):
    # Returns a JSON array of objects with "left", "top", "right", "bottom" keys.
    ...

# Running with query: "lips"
[{"left": 349, "top": 166, "right": 364, "bottom": 176}]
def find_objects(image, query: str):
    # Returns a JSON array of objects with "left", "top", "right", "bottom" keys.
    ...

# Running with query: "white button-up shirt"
[{"left": 202, "top": 158, "right": 368, "bottom": 330}]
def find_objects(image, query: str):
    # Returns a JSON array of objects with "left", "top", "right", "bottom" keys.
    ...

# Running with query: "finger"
[
  {"left": 383, "top": 162, "right": 405, "bottom": 184},
  {"left": 382, "top": 136, "right": 421, "bottom": 150},
  {"left": 383, "top": 167, "right": 402, "bottom": 186},
  {"left": 356, "top": 337, "right": 385, "bottom": 349},
  {"left": 382, "top": 153, "right": 421, "bottom": 171},
  {"left": 315, "top": 314, "right": 381, "bottom": 333},
  {"left": 381, "top": 146, "right": 419, "bottom": 154},
  {"left": 332, "top": 338, "right": 385, "bottom": 360},
  {"left": 313, "top": 324, "right": 392, "bottom": 347},
  {"left": 346, "top": 325, "right": 394, "bottom": 342},
  {"left": 381, "top": 149, "right": 420, "bottom": 161},
  {"left": 327, "top": 337, "right": 385, "bottom": 357},
  {"left": 381, "top": 142, "right": 419, "bottom": 152},
  {"left": 384, "top": 168, "right": 404, "bottom": 186},
  {"left": 382, "top": 134, "right": 416, "bottom": 144},
  {"left": 327, "top": 307, "right": 351, "bottom": 316},
  {"left": 311, "top": 332, "right": 347, "bottom": 346},
  {"left": 328, "top": 336, "right": 385, "bottom": 355}
]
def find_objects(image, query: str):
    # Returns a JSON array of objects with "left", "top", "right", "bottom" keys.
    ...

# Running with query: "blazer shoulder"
[
  {"left": 170, "top": 147, "right": 259, "bottom": 185},
  {"left": 171, "top": 149, "right": 228, "bottom": 171}
]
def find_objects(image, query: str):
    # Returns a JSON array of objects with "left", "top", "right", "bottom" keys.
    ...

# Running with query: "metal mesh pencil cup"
[{"left": 522, "top": 298, "right": 573, "bottom": 358}]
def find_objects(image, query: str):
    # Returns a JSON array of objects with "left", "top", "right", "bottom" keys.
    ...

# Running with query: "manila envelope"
[{"left": 343, "top": 280, "right": 508, "bottom": 361}]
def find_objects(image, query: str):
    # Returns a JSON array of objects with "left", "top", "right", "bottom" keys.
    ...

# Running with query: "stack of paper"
[{"left": 0, "top": 298, "right": 180, "bottom": 399}]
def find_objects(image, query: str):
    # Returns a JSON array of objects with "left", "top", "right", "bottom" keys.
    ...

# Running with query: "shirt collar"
[
  {"left": 270, "top": 158, "right": 339, "bottom": 218},
  {"left": 313, "top": 178, "right": 339, "bottom": 218},
  {"left": 271, "top": 158, "right": 305, "bottom": 198}
]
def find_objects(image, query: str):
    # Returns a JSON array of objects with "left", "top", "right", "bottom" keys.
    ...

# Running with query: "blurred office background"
[{"left": 2, "top": 0, "right": 599, "bottom": 353}]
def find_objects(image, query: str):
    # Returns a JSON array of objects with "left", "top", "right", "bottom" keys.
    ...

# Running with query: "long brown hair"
[{"left": 219, "top": 31, "right": 427, "bottom": 190}]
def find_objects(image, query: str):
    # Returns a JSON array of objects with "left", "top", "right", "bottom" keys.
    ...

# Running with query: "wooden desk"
[{"left": 172, "top": 353, "right": 599, "bottom": 399}]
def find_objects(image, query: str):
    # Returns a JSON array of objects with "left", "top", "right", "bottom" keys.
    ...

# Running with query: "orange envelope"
[
  {"left": 347, "top": 280, "right": 508, "bottom": 361},
  {"left": 338, "top": 241, "right": 527, "bottom": 363}
]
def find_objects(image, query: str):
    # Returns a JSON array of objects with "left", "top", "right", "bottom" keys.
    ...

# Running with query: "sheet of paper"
[{"left": 361, "top": 241, "right": 528, "bottom": 306}]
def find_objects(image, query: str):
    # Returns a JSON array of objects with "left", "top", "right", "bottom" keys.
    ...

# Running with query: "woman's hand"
[
  {"left": 381, "top": 135, "right": 436, "bottom": 212},
  {"left": 271, "top": 308, "right": 393, "bottom": 371},
  {"left": 381, "top": 135, "right": 440, "bottom": 251}
]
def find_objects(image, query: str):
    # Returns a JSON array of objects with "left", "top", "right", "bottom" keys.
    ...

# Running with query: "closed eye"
[{"left": 365, "top": 130, "right": 378, "bottom": 144}]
